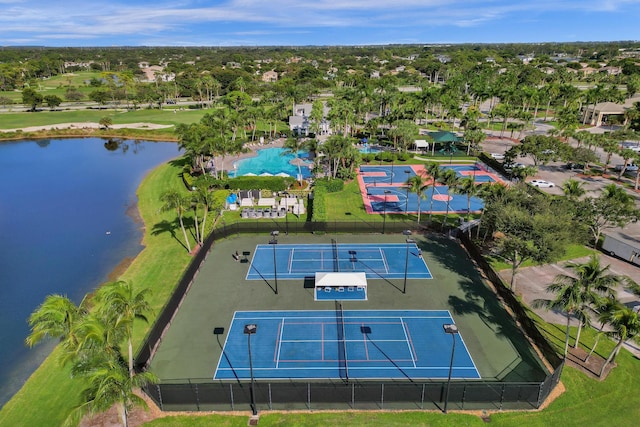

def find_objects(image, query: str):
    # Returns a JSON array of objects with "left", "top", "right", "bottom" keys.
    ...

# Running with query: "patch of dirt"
[{"left": 564, "top": 346, "right": 614, "bottom": 380}]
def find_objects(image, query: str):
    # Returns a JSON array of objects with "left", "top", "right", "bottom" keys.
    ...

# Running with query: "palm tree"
[
  {"left": 159, "top": 190, "right": 192, "bottom": 253},
  {"left": 585, "top": 296, "right": 618, "bottom": 363},
  {"left": 194, "top": 185, "right": 216, "bottom": 244},
  {"left": 535, "top": 254, "right": 622, "bottom": 356},
  {"left": 562, "top": 178, "right": 586, "bottom": 200},
  {"left": 94, "top": 280, "right": 153, "bottom": 378},
  {"left": 476, "top": 183, "right": 508, "bottom": 240},
  {"left": 598, "top": 304, "right": 640, "bottom": 377},
  {"left": 405, "top": 172, "right": 428, "bottom": 223},
  {"left": 533, "top": 277, "right": 584, "bottom": 358},
  {"left": 455, "top": 176, "right": 480, "bottom": 223},
  {"left": 25, "top": 294, "right": 88, "bottom": 351},
  {"left": 282, "top": 136, "right": 305, "bottom": 186},
  {"left": 616, "top": 148, "right": 637, "bottom": 180},
  {"left": 425, "top": 162, "right": 442, "bottom": 224},
  {"left": 563, "top": 255, "right": 621, "bottom": 348},
  {"left": 65, "top": 354, "right": 158, "bottom": 427},
  {"left": 438, "top": 169, "right": 459, "bottom": 231}
]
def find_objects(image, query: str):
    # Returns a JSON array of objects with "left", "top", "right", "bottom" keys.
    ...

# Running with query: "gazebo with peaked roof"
[{"left": 426, "top": 131, "right": 463, "bottom": 155}]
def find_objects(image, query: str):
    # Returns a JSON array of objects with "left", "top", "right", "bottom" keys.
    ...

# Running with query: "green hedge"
[
  {"left": 227, "top": 176, "right": 296, "bottom": 191},
  {"left": 182, "top": 166, "right": 196, "bottom": 190},
  {"left": 190, "top": 175, "right": 296, "bottom": 192},
  {"left": 314, "top": 177, "right": 344, "bottom": 193},
  {"left": 311, "top": 186, "right": 327, "bottom": 222}
]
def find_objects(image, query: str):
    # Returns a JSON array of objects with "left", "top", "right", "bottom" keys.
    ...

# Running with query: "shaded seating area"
[
  {"left": 237, "top": 192, "right": 304, "bottom": 219},
  {"left": 257, "top": 197, "right": 276, "bottom": 207}
]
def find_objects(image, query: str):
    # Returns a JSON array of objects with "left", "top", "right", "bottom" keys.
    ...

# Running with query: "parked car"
[
  {"left": 614, "top": 163, "right": 639, "bottom": 172},
  {"left": 620, "top": 142, "right": 640, "bottom": 152},
  {"left": 565, "top": 162, "right": 585, "bottom": 171},
  {"left": 490, "top": 152, "right": 505, "bottom": 160},
  {"left": 529, "top": 179, "right": 555, "bottom": 188},
  {"left": 504, "top": 162, "right": 525, "bottom": 171}
]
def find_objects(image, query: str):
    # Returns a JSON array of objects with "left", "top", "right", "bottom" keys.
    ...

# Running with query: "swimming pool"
[
  {"left": 359, "top": 144, "right": 382, "bottom": 154},
  {"left": 230, "top": 147, "right": 313, "bottom": 178}
]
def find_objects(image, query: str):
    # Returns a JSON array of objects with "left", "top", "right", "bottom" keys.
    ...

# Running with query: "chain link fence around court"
[
  {"left": 143, "top": 376, "right": 558, "bottom": 412},
  {"left": 135, "top": 220, "right": 564, "bottom": 412}
]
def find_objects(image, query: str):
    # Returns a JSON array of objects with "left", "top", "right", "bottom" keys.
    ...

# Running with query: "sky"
[{"left": 1, "top": 0, "right": 639, "bottom": 47}]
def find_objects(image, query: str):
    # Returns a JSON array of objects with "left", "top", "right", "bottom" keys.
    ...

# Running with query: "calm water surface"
[{"left": 0, "top": 137, "right": 179, "bottom": 407}]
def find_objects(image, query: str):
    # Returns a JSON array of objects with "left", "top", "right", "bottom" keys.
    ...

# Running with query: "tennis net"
[
  {"left": 335, "top": 300, "right": 349, "bottom": 381},
  {"left": 332, "top": 238, "right": 339, "bottom": 272}
]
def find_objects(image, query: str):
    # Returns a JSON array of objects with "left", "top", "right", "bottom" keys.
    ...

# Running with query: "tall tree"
[
  {"left": 65, "top": 354, "right": 157, "bottom": 427},
  {"left": 598, "top": 304, "right": 640, "bottom": 377},
  {"left": 483, "top": 186, "right": 574, "bottom": 290},
  {"left": 22, "top": 87, "right": 43, "bottom": 111},
  {"left": 438, "top": 169, "right": 459, "bottom": 231},
  {"left": 534, "top": 274, "right": 589, "bottom": 359},
  {"left": 282, "top": 136, "right": 306, "bottom": 186},
  {"left": 562, "top": 178, "right": 586, "bottom": 200},
  {"left": 94, "top": 280, "right": 153, "bottom": 378},
  {"left": 455, "top": 176, "right": 481, "bottom": 224},
  {"left": 546, "top": 255, "right": 622, "bottom": 350},
  {"left": 159, "top": 190, "right": 192, "bottom": 253},
  {"left": 25, "top": 294, "right": 88, "bottom": 352},
  {"left": 425, "top": 162, "right": 442, "bottom": 225},
  {"left": 578, "top": 184, "right": 640, "bottom": 244},
  {"left": 405, "top": 172, "right": 428, "bottom": 223}
]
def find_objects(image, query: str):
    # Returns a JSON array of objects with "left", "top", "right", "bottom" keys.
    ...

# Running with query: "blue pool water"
[
  {"left": 0, "top": 138, "right": 179, "bottom": 408},
  {"left": 231, "top": 147, "right": 312, "bottom": 178},
  {"left": 359, "top": 145, "right": 382, "bottom": 154}
]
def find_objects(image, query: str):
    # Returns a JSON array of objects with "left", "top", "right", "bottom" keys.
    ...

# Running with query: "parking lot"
[{"left": 481, "top": 134, "right": 640, "bottom": 242}]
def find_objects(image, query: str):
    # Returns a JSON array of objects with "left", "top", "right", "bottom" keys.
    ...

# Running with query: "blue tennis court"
[
  {"left": 365, "top": 185, "right": 484, "bottom": 214},
  {"left": 359, "top": 165, "right": 417, "bottom": 186},
  {"left": 439, "top": 164, "right": 501, "bottom": 183},
  {"left": 246, "top": 243, "right": 432, "bottom": 280},
  {"left": 214, "top": 309, "right": 480, "bottom": 380}
]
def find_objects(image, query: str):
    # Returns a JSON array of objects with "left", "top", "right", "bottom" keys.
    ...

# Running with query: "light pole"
[
  {"left": 244, "top": 323, "right": 258, "bottom": 416},
  {"left": 404, "top": 170, "right": 411, "bottom": 214},
  {"left": 390, "top": 162, "right": 395, "bottom": 185},
  {"left": 382, "top": 190, "right": 391, "bottom": 234},
  {"left": 403, "top": 230, "right": 414, "bottom": 294},
  {"left": 282, "top": 192, "right": 289, "bottom": 235},
  {"left": 442, "top": 323, "right": 459, "bottom": 414},
  {"left": 270, "top": 231, "right": 279, "bottom": 294}
]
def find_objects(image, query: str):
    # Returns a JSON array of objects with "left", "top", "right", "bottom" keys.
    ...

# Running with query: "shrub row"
[
  {"left": 313, "top": 177, "right": 344, "bottom": 193},
  {"left": 182, "top": 166, "right": 196, "bottom": 190},
  {"left": 361, "top": 151, "right": 414, "bottom": 163},
  {"left": 311, "top": 186, "right": 327, "bottom": 222},
  {"left": 190, "top": 174, "right": 296, "bottom": 192}
]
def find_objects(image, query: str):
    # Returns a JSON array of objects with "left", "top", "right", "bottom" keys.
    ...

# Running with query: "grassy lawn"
[
  {"left": 0, "top": 108, "right": 208, "bottom": 129},
  {"left": 0, "top": 72, "right": 104, "bottom": 103},
  {"left": 488, "top": 244, "right": 598, "bottom": 272}
]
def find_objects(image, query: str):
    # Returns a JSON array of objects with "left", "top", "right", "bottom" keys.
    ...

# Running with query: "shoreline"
[
  {"left": 0, "top": 121, "right": 174, "bottom": 133},
  {"left": 0, "top": 123, "right": 179, "bottom": 143},
  {"left": 0, "top": 135, "right": 182, "bottom": 413}
]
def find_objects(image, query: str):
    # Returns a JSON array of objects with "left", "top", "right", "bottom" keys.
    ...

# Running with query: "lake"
[{"left": 0, "top": 137, "right": 180, "bottom": 408}]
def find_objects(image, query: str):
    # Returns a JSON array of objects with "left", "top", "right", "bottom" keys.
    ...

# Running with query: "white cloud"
[{"left": 0, "top": 0, "right": 638, "bottom": 45}]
